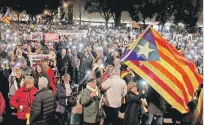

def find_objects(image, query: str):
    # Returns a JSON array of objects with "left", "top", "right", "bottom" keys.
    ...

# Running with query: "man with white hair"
[
  {"left": 101, "top": 68, "right": 127, "bottom": 125},
  {"left": 30, "top": 77, "right": 56, "bottom": 125}
]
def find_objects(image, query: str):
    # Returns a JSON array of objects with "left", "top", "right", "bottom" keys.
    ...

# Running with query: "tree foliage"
[
  {"left": 84, "top": 0, "right": 202, "bottom": 27},
  {"left": 84, "top": 0, "right": 113, "bottom": 27}
]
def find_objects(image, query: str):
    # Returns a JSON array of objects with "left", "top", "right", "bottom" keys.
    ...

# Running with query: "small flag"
[
  {"left": 121, "top": 26, "right": 203, "bottom": 113},
  {"left": 132, "top": 21, "right": 140, "bottom": 29},
  {"left": 192, "top": 89, "right": 203, "bottom": 125},
  {"left": 1, "top": 9, "right": 11, "bottom": 25}
]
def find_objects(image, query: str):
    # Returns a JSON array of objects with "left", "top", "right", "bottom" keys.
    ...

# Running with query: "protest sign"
[
  {"left": 57, "top": 30, "right": 88, "bottom": 37},
  {"left": 45, "top": 33, "right": 59, "bottom": 42},
  {"left": 31, "top": 32, "right": 43, "bottom": 41},
  {"left": 173, "top": 34, "right": 183, "bottom": 43},
  {"left": 29, "top": 54, "right": 50, "bottom": 67}
]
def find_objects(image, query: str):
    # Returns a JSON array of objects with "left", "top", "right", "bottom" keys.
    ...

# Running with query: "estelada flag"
[
  {"left": 1, "top": 9, "right": 11, "bottom": 25},
  {"left": 132, "top": 21, "right": 140, "bottom": 29},
  {"left": 192, "top": 89, "right": 203, "bottom": 125},
  {"left": 121, "top": 26, "right": 203, "bottom": 113}
]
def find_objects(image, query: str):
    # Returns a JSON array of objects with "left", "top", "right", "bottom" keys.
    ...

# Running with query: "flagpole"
[{"left": 121, "top": 24, "right": 151, "bottom": 62}]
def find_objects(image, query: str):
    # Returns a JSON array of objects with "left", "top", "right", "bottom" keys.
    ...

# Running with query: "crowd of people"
[{"left": 0, "top": 22, "right": 202, "bottom": 125}]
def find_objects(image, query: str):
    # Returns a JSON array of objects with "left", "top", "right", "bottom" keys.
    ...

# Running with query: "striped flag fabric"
[
  {"left": 132, "top": 21, "right": 140, "bottom": 29},
  {"left": 121, "top": 26, "right": 203, "bottom": 113},
  {"left": 192, "top": 89, "right": 203, "bottom": 125},
  {"left": 1, "top": 9, "right": 11, "bottom": 25}
]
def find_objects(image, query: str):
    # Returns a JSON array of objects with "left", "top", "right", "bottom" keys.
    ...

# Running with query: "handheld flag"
[
  {"left": 132, "top": 21, "right": 140, "bottom": 29},
  {"left": 121, "top": 26, "right": 203, "bottom": 113},
  {"left": 1, "top": 9, "right": 11, "bottom": 25},
  {"left": 192, "top": 89, "right": 203, "bottom": 125}
]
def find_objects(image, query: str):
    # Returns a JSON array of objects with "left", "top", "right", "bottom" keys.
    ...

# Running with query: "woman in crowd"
[
  {"left": 80, "top": 78, "right": 101, "bottom": 125},
  {"left": 92, "top": 58, "right": 105, "bottom": 76},
  {"left": 32, "top": 64, "right": 49, "bottom": 89},
  {"left": 124, "top": 82, "right": 146, "bottom": 125},
  {"left": 9, "top": 68, "right": 24, "bottom": 97},
  {"left": 10, "top": 76, "right": 38, "bottom": 125},
  {"left": 15, "top": 48, "right": 26, "bottom": 65},
  {"left": 42, "top": 58, "right": 57, "bottom": 96},
  {"left": 56, "top": 73, "right": 77, "bottom": 125}
]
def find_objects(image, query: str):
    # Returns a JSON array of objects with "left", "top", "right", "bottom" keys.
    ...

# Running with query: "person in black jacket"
[
  {"left": 56, "top": 73, "right": 77, "bottom": 125},
  {"left": 30, "top": 76, "right": 56, "bottom": 125},
  {"left": 57, "top": 48, "right": 69, "bottom": 77},
  {"left": 124, "top": 82, "right": 146, "bottom": 125}
]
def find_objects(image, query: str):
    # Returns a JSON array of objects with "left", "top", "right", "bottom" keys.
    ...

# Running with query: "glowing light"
[
  {"left": 63, "top": 2, "right": 68, "bottom": 8},
  {"left": 79, "top": 44, "right": 83, "bottom": 48},
  {"left": 44, "top": 10, "right": 49, "bottom": 15},
  {"left": 16, "top": 63, "right": 21, "bottom": 67},
  {"left": 6, "top": 29, "right": 10, "bottom": 33},
  {"left": 72, "top": 46, "right": 76, "bottom": 49},
  {"left": 87, "top": 71, "right": 91, "bottom": 75},
  {"left": 12, "top": 43, "right": 16, "bottom": 46}
]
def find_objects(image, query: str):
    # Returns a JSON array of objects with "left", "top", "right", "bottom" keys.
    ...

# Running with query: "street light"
[
  {"left": 44, "top": 10, "right": 49, "bottom": 15},
  {"left": 63, "top": 2, "right": 68, "bottom": 8}
]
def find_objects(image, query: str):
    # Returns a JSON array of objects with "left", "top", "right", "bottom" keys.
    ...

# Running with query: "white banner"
[
  {"left": 173, "top": 34, "right": 183, "bottom": 43},
  {"left": 57, "top": 30, "right": 88, "bottom": 37},
  {"left": 29, "top": 54, "right": 50, "bottom": 67},
  {"left": 31, "top": 32, "right": 43, "bottom": 41}
]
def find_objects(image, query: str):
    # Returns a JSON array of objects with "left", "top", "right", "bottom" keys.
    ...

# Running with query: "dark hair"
[
  {"left": 33, "top": 64, "right": 51, "bottom": 87},
  {"left": 87, "top": 78, "right": 95, "bottom": 83}
]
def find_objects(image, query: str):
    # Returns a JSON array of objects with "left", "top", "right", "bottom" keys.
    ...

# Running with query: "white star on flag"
[{"left": 137, "top": 42, "right": 155, "bottom": 59}]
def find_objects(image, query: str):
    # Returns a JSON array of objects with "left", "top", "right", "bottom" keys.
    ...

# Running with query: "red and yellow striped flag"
[
  {"left": 132, "top": 21, "right": 140, "bottom": 29},
  {"left": 192, "top": 89, "right": 203, "bottom": 125},
  {"left": 121, "top": 26, "right": 203, "bottom": 113},
  {"left": 1, "top": 9, "right": 11, "bottom": 25}
]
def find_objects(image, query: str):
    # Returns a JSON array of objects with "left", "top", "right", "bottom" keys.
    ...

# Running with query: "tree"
[
  {"left": 44, "top": 0, "right": 60, "bottom": 23},
  {"left": 126, "top": 0, "right": 157, "bottom": 28},
  {"left": 174, "top": 0, "right": 202, "bottom": 27},
  {"left": 155, "top": 0, "right": 175, "bottom": 32},
  {"left": 109, "top": 0, "right": 124, "bottom": 27},
  {"left": 84, "top": 0, "right": 113, "bottom": 28}
]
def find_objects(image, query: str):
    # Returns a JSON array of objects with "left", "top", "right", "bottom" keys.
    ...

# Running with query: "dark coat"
[
  {"left": 146, "top": 86, "right": 167, "bottom": 116},
  {"left": 123, "top": 74, "right": 137, "bottom": 84},
  {"left": 78, "top": 55, "right": 93, "bottom": 81},
  {"left": 30, "top": 88, "right": 56, "bottom": 125},
  {"left": 80, "top": 88, "right": 101, "bottom": 123},
  {"left": 56, "top": 54, "right": 70, "bottom": 75},
  {"left": 124, "top": 91, "right": 144, "bottom": 125},
  {"left": 105, "top": 52, "right": 114, "bottom": 67},
  {"left": 56, "top": 82, "right": 76, "bottom": 106}
]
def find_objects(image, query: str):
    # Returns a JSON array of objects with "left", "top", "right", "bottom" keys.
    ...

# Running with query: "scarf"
[
  {"left": 86, "top": 85, "right": 99, "bottom": 96},
  {"left": 65, "top": 83, "right": 72, "bottom": 96},
  {"left": 14, "top": 78, "right": 24, "bottom": 91}
]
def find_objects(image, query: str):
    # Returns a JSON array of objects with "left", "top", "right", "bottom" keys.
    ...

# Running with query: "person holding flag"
[{"left": 120, "top": 24, "right": 203, "bottom": 124}]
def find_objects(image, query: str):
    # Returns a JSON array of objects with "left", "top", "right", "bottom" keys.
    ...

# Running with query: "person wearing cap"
[
  {"left": 30, "top": 76, "right": 56, "bottom": 125},
  {"left": 80, "top": 78, "right": 101, "bottom": 125}
]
